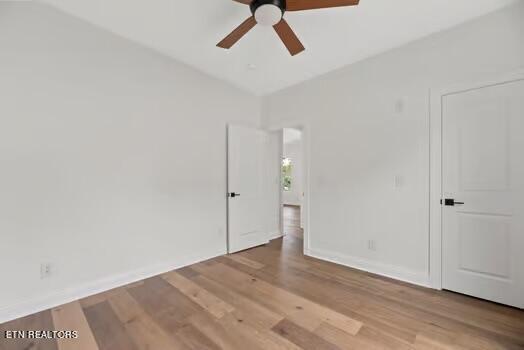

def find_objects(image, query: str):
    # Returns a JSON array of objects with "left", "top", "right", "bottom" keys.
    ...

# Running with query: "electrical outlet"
[
  {"left": 367, "top": 240, "right": 377, "bottom": 251},
  {"left": 40, "top": 263, "right": 52, "bottom": 279}
]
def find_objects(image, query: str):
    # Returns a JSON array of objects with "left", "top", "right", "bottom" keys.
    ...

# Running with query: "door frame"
[
  {"left": 268, "top": 121, "right": 311, "bottom": 254},
  {"left": 429, "top": 69, "right": 524, "bottom": 289}
]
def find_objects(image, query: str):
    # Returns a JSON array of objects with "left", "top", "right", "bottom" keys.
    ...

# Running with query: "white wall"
[
  {"left": 265, "top": 3, "right": 524, "bottom": 286},
  {"left": 0, "top": 2, "right": 260, "bottom": 322},
  {"left": 283, "top": 137, "right": 303, "bottom": 207}
]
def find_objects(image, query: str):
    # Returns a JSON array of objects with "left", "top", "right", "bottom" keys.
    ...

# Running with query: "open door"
[{"left": 227, "top": 125, "right": 270, "bottom": 253}]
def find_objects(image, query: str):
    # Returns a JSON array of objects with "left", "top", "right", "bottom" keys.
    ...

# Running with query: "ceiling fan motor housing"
[
  {"left": 250, "top": 0, "right": 286, "bottom": 14},
  {"left": 250, "top": 0, "right": 286, "bottom": 26}
]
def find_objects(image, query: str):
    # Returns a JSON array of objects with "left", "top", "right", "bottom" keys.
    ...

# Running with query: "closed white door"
[
  {"left": 442, "top": 79, "right": 524, "bottom": 308},
  {"left": 227, "top": 125, "right": 270, "bottom": 253}
]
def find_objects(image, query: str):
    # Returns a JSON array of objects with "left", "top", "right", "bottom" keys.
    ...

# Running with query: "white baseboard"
[
  {"left": 269, "top": 230, "right": 283, "bottom": 240},
  {"left": 1, "top": 246, "right": 430, "bottom": 324},
  {"left": 0, "top": 247, "right": 225, "bottom": 324},
  {"left": 306, "top": 247, "right": 430, "bottom": 288}
]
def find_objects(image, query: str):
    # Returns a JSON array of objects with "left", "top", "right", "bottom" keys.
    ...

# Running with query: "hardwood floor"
[
  {"left": 2, "top": 208, "right": 524, "bottom": 349},
  {"left": 283, "top": 205, "right": 303, "bottom": 239}
]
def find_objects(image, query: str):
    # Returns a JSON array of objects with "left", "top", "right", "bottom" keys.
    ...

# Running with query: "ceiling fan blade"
[
  {"left": 273, "top": 19, "right": 305, "bottom": 56},
  {"left": 231, "top": 0, "right": 252, "bottom": 4},
  {"left": 286, "top": 0, "right": 359, "bottom": 11},
  {"left": 217, "top": 16, "right": 257, "bottom": 49}
]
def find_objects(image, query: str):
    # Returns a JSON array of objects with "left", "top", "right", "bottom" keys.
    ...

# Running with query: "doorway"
[
  {"left": 226, "top": 123, "right": 309, "bottom": 255},
  {"left": 280, "top": 128, "right": 305, "bottom": 241}
]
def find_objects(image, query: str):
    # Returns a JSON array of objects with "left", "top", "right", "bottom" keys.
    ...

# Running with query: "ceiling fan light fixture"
[
  {"left": 254, "top": 4, "right": 283, "bottom": 26},
  {"left": 221, "top": 0, "right": 360, "bottom": 56}
]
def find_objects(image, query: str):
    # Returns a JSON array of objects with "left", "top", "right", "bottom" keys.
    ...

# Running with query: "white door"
[
  {"left": 442, "top": 79, "right": 524, "bottom": 308},
  {"left": 227, "top": 125, "right": 270, "bottom": 253}
]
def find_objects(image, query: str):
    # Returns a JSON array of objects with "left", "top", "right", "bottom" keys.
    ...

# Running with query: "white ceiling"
[{"left": 38, "top": 0, "right": 517, "bottom": 95}]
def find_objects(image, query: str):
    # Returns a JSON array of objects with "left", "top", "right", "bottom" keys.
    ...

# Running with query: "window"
[{"left": 282, "top": 157, "right": 292, "bottom": 191}]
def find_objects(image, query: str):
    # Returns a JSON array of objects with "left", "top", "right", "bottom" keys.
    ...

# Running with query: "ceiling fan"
[{"left": 217, "top": 0, "right": 360, "bottom": 56}]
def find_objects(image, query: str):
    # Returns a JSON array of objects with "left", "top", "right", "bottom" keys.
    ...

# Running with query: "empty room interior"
[{"left": 1, "top": 0, "right": 524, "bottom": 349}]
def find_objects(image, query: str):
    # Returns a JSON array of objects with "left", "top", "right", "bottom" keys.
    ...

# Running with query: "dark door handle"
[
  {"left": 442, "top": 198, "right": 465, "bottom": 206},
  {"left": 229, "top": 192, "right": 240, "bottom": 198}
]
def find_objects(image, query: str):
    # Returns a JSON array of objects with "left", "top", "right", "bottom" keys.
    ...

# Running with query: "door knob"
[
  {"left": 442, "top": 198, "right": 465, "bottom": 206},
  {"left": 229, "top": 192, "right": 240, "bottom": 198}
]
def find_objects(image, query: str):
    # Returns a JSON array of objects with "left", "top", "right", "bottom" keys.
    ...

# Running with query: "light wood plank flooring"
[
  {"left": 2, "top": 208, "right": 524, "bottom": 349},
  {"left": 283, "top": 205, "right": 303, "bottom": 239}
]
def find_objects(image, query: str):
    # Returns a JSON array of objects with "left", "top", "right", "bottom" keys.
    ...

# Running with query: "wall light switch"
[
  {"left": 394, "top": 175, "right": 404, "bottom": 188},
  {"left": 40, "top": 263, "right": 52, "bottom": 279},
  {"left": 395, "top": 98, "right": 405, "bottom": 114}
]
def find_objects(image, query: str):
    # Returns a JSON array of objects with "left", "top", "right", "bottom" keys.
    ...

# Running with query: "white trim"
[
  {"left": 269, "top": 230, "right": 283, "bottom": 240},
  {"left": 307, "top": 248, "right": 430, "bottom": 288},
  {"left": 267, "top": 121, "right": 311, "bottom": 254},
  {"left": 0, "top": 247, "right": 225, "bottom": 324},
  {"left": 429, "top": 87, "right": 443, "bottom": 289},
  {"left": 429, "top": 69, "right": 524, "bottom": 290},
  {"left": 277, "top": 130, "right": 285, "bottom": 238},
  {"left": 282, "top": 200, "right": 302, "bottom": 207}
]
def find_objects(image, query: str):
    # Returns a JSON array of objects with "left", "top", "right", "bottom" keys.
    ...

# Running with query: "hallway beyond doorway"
[{"left": 283, "top": 205, "right": 303, "bottom": 239}]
